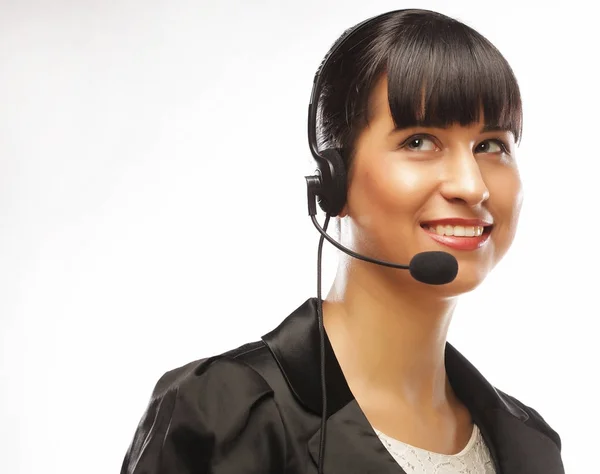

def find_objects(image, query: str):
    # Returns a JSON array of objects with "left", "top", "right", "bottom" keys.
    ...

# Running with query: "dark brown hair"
[{"left": 317, "top": 9, "right": 523, "bottom": 167}]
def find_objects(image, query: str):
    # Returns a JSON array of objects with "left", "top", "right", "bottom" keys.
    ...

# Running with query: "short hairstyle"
[{"left": 317, "top": 9, "right": 523, "bottom": 168}]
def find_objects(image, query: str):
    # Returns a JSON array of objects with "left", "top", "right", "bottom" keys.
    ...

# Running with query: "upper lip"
[{"left": 420, "top": 218, "right": 494, "bottom": 227}]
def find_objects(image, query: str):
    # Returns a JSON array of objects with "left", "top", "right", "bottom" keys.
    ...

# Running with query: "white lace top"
[{"left": 374, "top": 424, "right": 496, "bottom": 473}]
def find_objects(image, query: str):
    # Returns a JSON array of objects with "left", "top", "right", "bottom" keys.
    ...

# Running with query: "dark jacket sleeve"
[{"left": 120, "top": 357, "right": 287, "bottom": 474}]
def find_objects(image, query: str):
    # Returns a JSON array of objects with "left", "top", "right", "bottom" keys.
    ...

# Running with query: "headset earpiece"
[
  {"left": 314, "top": 148, "right": 347, "bottom": 216},
  {"left": 308, "top": 27, "right": 364, "bottom": 218}
]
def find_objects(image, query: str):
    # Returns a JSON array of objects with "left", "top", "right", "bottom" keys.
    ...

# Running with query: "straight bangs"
[{"left": 385, "top": 19, "right": 523, "bottom": 142}]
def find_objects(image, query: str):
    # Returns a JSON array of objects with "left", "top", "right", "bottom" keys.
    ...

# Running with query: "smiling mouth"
[
  {"left": 419, "top": 223, "right": 493, "bottom": 251},
  {"left": 420, "top": 223, "right": 493, "bottom": 237}
]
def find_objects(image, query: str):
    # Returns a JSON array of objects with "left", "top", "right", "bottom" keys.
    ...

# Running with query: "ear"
[{"left": 338, "top": 203, "right": 349, "bottom": 218}]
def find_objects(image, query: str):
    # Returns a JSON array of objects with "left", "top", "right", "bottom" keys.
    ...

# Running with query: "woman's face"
[{"left": 343, "top": 77, "right": 523, "bottom": 294}]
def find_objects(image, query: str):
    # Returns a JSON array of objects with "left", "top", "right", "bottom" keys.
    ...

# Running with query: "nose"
[{"left": 440, "top": 151, "right": 490, "bottom": 206}]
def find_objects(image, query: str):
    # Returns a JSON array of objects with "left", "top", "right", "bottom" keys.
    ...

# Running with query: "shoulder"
[
  {"left": 147, "top": 340, "right": 281, "bottom": 441},
  {"left": 495, "top": 387, "right": 562, "bottom": 451},
  {"left": 151, "top": 340, "right": 274, "bottom": 402},
  {"left": 121, "top": 340, "right": 286, "bottom": 474}
]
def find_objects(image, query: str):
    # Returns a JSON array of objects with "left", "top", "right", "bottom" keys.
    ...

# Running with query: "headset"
[{"left": 303, "top": 10, "right": 459, "bottom": 473}]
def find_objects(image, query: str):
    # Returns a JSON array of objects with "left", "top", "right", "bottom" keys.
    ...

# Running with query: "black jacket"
[{"left": 121, "top": 298, "right": 564, "bottom": 473}]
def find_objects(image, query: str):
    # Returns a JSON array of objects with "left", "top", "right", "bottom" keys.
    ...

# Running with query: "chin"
[
  {"left": 437, "top": 258, "right": 493, "bottom": 296},
  {"left": 440, "top": 274, "right": 486, "bottom": 296}
]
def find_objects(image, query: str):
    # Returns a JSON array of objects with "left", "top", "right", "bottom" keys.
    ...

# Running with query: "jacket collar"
[{"left": 262, "top": 297, "right": 528, "bottom": 421}]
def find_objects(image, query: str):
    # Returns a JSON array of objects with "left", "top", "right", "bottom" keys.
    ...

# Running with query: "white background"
[{"left": 1, "top": 1, "right": 597, "bottom": 472}]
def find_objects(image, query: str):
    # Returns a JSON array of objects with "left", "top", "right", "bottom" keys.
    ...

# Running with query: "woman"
[{"left": 121, "top": 9, "right": 564, "bottom": 474}]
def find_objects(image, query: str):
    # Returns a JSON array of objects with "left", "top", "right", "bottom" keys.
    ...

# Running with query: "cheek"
[
  {"left": 350, "top": 157, "right": 437, "bottom": 218},
  {"left": 347, "top": 160, "right": 436, "bottom": 259},
  {"left": 486, "top": 166, "right": 524, "bottom": 245}
]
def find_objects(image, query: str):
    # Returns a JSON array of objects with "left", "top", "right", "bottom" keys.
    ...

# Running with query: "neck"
[{"left": 323, "top": 255, "right": 458, "bottom": 412}]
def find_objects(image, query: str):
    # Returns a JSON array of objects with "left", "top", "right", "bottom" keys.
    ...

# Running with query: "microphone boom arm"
[{"left": 306, "top": 175, "right": 410, "bottom": 270}]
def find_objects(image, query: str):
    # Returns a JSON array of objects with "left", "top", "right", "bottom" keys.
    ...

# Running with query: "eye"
[
  {"left": 402, "top": 135, "right": 439, "bottom": 152},
  {"left": 475, "top": 139, "right": 509, "bottom": 154}
]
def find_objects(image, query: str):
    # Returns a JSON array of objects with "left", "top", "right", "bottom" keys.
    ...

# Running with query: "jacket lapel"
[
  {"left": 476, "top": 409, "right": 564, "bottom": 473},
  {"left": 307, "top": 399, "right": 407, "bottom": 474},
  {"left": 445, "top": 343, "right": 565, "bottom": 473}
]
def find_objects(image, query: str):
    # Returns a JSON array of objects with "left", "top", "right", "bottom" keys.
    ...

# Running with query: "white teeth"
[{"left": 427, "top": 225, "right": 485, "bottom": 237}]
